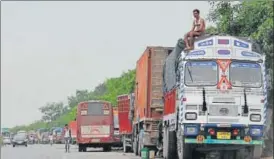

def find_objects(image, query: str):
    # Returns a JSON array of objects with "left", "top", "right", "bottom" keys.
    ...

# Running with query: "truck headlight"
[
  {"left": 250, "top": 128, "right": 261, "bottom": 136},
  {"left": 185, "top": 127, "right": 198, "bottom": 135},
  {"left": 185, "top": 112, "right": 197, "bottom": 120},
  {"left": 250, "top": 114, "right": 261, "bottom": 122}
]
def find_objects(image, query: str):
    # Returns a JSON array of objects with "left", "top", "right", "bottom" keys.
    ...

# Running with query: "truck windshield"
[
  {"left": 185, "top": 61, "right": 218, "bottom": 86},
  {"left": 230, "top": 62, "right": 262, "bottom": 88},
  {"left": 87, "top": 102, "right": 109, "bottom": 116}
]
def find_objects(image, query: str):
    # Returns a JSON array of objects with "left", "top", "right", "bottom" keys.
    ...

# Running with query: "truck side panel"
[
  {"left": 135, "top": 51, "right": 148, "bottom": 121},
  {"left": 134, "top": 47, "right": 171, "bottom": 121},
  {"left": 163, "top": 89, "right": 176, "bottom": 116},
  {"left": 118, "top": 95, "right": 132, "bottom": 134}
]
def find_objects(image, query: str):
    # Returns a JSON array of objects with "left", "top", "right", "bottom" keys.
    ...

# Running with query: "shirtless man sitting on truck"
[{"left": 184, "top": 9, "right": 206, "bottom": 51}]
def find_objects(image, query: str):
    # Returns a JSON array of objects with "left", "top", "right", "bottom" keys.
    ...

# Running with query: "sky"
[{"left": 1, "top": 1, "right": 212, "bottom": 128}]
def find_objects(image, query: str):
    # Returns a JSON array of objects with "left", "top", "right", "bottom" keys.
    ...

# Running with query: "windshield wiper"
[
  {"left": 187, "top": 64, "right": 193, "bottom": 82},
  {"left": 243, "top": 88, "right": 249, "bottom": 114},
  {"left": 202, "top": 88, "right": 207, "bottom": 111}
]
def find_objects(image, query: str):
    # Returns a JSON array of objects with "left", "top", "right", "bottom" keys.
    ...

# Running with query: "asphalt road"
[
  {"left": 1, "top": 144, "right": 140, "bottom": 159},
  {"left": 1, "top": 144, "right": 272, "bottom": 159}
]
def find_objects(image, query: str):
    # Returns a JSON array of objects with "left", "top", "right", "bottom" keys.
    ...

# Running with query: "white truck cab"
[
  {"left": 162, "top": 35, "right": 270, "bottom": 159},
  {"left": 177, "top": 35, "right": 267, "bottom": 159}
]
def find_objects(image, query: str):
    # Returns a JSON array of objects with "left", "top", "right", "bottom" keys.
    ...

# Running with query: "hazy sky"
[{"left": 1, "top": 1, "right": 212, "bottom": 128}]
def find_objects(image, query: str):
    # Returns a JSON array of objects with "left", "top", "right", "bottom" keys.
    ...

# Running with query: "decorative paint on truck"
[
  {"left": 76, "top": 100, "right": 114, "bottom": 152},
  {"left": 161, "top": 35, "right": 269, "bottom": 159}
]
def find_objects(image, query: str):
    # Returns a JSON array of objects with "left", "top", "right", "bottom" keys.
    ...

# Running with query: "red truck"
[
  {"left": 76, "top": 100, "right": 115, "bottom": 152},
  {"left": 117, "top": 94, "right": 134, "bottom": 152},
  {"left": 68, "top": 121, "right": 77, "bottom": 144}
]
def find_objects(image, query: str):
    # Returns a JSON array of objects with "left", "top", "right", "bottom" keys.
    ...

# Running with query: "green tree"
[{"left": 39, "top": 102, "right": 65, "bottom": 122}]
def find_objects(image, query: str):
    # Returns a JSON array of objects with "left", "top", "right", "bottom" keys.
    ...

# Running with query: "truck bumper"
[{"left": 185, "top": 139, "right": 263, "bottom": 145}]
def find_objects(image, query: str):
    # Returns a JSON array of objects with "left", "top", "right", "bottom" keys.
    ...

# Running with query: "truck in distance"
[{"left": 76, "top": 100, "right": 115, "bottom": 152}]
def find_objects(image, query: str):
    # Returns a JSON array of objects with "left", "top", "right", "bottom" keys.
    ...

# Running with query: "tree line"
[{"left": 10, "top": 69, "right": 135, "bottom": 132}]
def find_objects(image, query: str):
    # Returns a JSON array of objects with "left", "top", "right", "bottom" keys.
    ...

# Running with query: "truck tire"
[
  {"left": 177, "top": 129, "right": 192, "bottom": 159},
  {"left": 78, "top": 144, "right": 82, "bottom": 152},
  {"left": 82, "top": 145, "right": 87, "bottom": 152},
  {"left": 163, "top": 128, "right": 168, "bottom": 158},
  {"left": 138, "top": 133, "right": 144, "bottom": 156},
  {"left": 138, "top": 137, "right": 141, "bottom": 156},
  {"left": 133, "top": 136, "right": 138, "bottom": 156},
  {"left": 78, "top": 144, "right": 87, "bottom": 152},
  {"left": 166, "top": 130, "right": 177, "bottom": 159},
  {"left": 222, "top": 151, "right": 236, "bottom": 159},
  {"left": 103, "top": 145, "right": 111, "bottom": 152},
  {"left": 251, "top": 145, "right": 263, "bottom": 159}
]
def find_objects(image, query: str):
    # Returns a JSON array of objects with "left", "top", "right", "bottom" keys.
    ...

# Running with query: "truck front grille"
[{"left": 209, "top": 105, "right": 238, "bottom": 117}]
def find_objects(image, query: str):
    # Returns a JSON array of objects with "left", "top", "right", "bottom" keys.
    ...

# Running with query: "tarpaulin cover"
[{"left": 162, "top": 38, "right": 185, "bottom": 94}]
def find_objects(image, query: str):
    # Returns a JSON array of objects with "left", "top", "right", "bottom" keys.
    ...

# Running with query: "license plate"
[
  {"left": 91, "top": 139, "right": 100, "bottom": 142},
  {"left": 217, "top": 132, "right": 231, "bottom": 139}
]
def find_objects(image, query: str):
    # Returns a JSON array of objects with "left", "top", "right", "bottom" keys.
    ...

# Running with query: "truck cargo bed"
[{"left": 134, "top": 47, "right": 173, "bottom": 122}]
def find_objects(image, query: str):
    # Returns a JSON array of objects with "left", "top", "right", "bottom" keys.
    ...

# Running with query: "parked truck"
[
  {"left": 76, "top": 100, "right": 115, "bottom": 152},
  {"left": 117, "top": 93, "right": 135, "bottom": 152},
  {"left": 160, "top": 35, "right": 271, "bottom": 159},
  {"left": 131, "top": 47, "right": 173, "bottom": 156}
]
